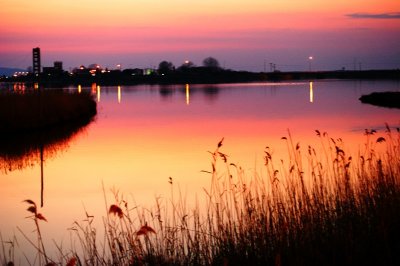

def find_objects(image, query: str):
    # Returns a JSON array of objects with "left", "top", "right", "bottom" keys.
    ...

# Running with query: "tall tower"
[{"left": 32, "top": 47, "right": 41, "bottom": 76}]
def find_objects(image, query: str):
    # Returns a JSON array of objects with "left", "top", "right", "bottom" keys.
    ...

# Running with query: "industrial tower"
[{"left": 32, "top": 47, "right": 41, "bottom": 76}]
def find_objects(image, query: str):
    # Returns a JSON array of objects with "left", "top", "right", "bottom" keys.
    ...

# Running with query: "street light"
[{"left": 308, "top": 56, "right": 313, "bottom": 71}]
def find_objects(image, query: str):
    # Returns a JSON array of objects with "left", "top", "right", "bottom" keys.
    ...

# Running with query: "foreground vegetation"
[{"left": 2, "top": 126, "right": 400, "bottom": 265}]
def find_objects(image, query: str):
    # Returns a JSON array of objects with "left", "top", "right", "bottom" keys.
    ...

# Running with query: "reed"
[
  {"left": 0, "top": 89, "right": 96, "bottom": 133},
  {"left": 6, "top": 125, "right": 400, "bottom": 265}
]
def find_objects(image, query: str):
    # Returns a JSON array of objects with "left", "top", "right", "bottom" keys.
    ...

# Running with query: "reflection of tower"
[
  {"left": 33, "top": 47, "right": 41, "bottom": 76},
  {"left": 40, "top": 143, "right": 44, "bottom": 207}
]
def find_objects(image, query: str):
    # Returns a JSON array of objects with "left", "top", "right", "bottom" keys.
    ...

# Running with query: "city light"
[
  {"left": 308, "top": 56, "right": 313, "bottom": 71},
  {"left": 13, "top": 71, "right": 29, "bottom": 77}
]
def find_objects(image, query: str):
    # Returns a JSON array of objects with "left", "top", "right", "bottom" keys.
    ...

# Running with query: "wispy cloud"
[{"left": 346, "top": 12, "right": 400, "bottom": 19}]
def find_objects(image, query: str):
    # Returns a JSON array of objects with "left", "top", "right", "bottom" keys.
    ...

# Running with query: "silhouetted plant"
[
  {"left": 20, "top": 199, "right": 50, "bottom": 265},
  {"left": 6, "top": 126, "right": 400, "bottom": 265}
]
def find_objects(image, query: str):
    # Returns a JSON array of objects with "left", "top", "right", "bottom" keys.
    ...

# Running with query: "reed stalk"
[{"left": 6, "top": 126, "right": 400, "bottom": 265}]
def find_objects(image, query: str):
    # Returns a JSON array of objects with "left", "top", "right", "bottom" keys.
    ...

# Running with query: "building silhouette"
[
  {"left": 43, "top": 61, "right": 64, "bottom": 76},
  {"left": 32, "top": 47, "right": 41, "bottom": 76},
  {"left": 54, "top": 61, "right": 63, "bottom": 71}
]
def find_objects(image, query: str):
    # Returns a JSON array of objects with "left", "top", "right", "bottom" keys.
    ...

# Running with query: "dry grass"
[{"left": 3, "top": 125, "right": 400, "bottom": 265}]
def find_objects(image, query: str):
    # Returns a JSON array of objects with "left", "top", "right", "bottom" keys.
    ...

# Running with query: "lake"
[{"left": 0, "top": 79, "right": 399, "bottom": 259}]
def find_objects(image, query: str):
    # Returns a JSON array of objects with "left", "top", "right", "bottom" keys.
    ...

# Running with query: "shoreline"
[
  {"left": 359, "top": 91, "right": 400, "bottom": 109},
  {"left": 0, "top": 90, "right": 97, "bottom": 134},
  {"left": 2, "top": 69, "right": 399, "bottom": 87}
]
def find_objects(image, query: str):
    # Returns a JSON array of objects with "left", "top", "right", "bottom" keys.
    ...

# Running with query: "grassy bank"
[
  {"left": 359, "top": 91, "right": 400, "bottom": 109},
  {"left": 2, "top": 126, "right": 400, "bottom": 265},
  {"left": 0, "top": 89, "right": 97, "bottom": 134}
]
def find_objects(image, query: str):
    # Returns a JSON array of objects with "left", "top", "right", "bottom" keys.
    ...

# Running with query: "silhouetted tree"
[
  {"left": 178, "top": 60, "right": 195, "bottom": 71},
  {"left": 202, "top": 57, "right": 220, "bottom": 69},
  {"left": 158, "top": 61, "right": 175, "bottom": 74}
]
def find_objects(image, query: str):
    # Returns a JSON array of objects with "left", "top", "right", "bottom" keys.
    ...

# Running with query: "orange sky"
[{"left": 1, "top": 0, "right": 399, "bottom": 71}]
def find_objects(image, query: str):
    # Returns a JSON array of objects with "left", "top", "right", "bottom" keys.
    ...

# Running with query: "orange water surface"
[{"left": 0, "top": 80, "right": 399, "bottom": 259}]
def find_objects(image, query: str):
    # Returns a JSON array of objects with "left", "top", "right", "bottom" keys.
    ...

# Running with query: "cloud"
[{"left": 346, "top": 12, "right": 400, "bottom": 19}]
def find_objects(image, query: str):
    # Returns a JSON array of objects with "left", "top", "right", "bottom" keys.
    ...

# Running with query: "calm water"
[{"left": 1, "top": 80, "right": 399, "bottom": 258}]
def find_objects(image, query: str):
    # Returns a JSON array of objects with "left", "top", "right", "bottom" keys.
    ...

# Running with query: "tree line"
[{"left": 157, "top": 57, "right": 221, "bottom": 74}]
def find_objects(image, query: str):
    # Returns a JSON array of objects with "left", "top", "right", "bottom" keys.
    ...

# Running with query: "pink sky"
[{"left": 1, "top": 0, "right": 399, "bottom": 71}]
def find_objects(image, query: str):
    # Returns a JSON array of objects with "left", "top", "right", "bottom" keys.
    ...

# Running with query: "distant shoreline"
[
  {"left": 359, "top": 91, "right": 400, "bottom": 109},
  {"left": 1, "top": 69, "right": 399, "bottom": 87}
]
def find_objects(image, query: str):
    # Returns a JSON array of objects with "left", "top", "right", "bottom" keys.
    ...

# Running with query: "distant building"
[
  {"left": 88, "top": 64, "right": 101, "bottom": 70},
  {"left": 72, "top": 65, "right": 93, "bottom": 76},
  {"left": 123, "top": 68, "right": 144, "bottom": 76},
  {"left": 42, "top": 61, "right": 64, "bottom": 76},
  {"left": 54, "top": 61, "right": 63, "bottom": 71},
  {"left": 32, "top": 47, "right": 41, "bottom": 76}
]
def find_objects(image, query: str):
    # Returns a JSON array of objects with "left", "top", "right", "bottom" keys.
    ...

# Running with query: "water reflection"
[
  {"left": 91, "top": 82, "right": 97, "bottom": 94},
  {"left": 157, "top": 84, "right": 220, "bottom": 103},
  {"left": 118, "top": 85, "right": 121, "bottom": 103},
  {"left": 186, "top": 84, "right": 190, "bottom": 105},
  {"left": 159, "top": 85, "right": 174, "bottom": 97},
  {"left": 86, "top": 82, "right": 336, "bottom": 105},
  {"left": 202, "top": 85, "right": 220, "bottom": 101},
  {"left": 310, "top": 81, "right": 314, "bottom": 103},
  {"left": 0, "top": 80, "right": 399, "bottom": 260},
  {"left": 13, "top": 82, "right": 26, "bottom": 92},
  {"left": 0, "top": 110, "right": 94, "bottom": 206},
  {"left": 97, "top": 85, "right": 101, "bottom": 102}
]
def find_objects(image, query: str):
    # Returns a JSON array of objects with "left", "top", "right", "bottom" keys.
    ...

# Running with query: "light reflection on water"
[{"left": 0, "top": 80, "right": 399, "bottom": 258}]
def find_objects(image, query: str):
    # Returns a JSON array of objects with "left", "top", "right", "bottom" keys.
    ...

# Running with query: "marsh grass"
[
  {"left": 1, "top": 232, "right": 17, "bottom": 266},
  {"left": 6, "top": 125, "right": 400, "bottom": 265},
  {"left": 0, "top": 89, "right": 96, "bottom": 133}
]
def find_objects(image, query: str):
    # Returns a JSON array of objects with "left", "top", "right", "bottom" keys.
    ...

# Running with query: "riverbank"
[{"left": 0, "top": 89, "right": 97, "bottom": 134}]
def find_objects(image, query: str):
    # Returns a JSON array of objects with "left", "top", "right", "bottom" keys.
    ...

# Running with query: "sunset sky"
[{"left": 1, "top": 0, "right": 399, "bottom": 71}]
